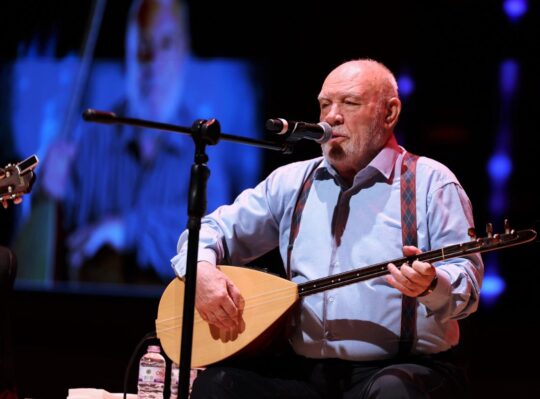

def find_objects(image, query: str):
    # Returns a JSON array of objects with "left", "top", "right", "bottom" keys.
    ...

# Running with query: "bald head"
[
  {"left": 128, "top": 0, "right": 186, "bottom": 34},
  {"left": 125, "top": 0, "right": 189, "bottom": 121},
  {"left": 322, "top": 59, "right": 399, "bottom": 102}
]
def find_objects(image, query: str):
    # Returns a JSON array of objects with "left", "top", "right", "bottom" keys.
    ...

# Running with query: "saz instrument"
[{"left": 156, "top": 222, "right": 536, "bottom": 367}]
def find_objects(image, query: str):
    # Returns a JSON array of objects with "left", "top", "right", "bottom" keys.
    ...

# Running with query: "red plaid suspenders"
[{"left": 398, "top": 152, "right": 419, "bottom": 355}]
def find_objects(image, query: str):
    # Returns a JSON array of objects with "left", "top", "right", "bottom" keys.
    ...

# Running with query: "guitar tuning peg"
[
  {"left": 504, "top": 219, "right": 511, "bottom": 234},
  {"left": 467, "top": 227, "right": 477, "bottom": 240},
  {"left": 486, "top": 223, "right": 493, "bottom": 238}
]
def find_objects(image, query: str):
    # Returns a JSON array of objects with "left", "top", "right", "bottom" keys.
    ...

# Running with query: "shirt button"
[{"left": 328, "top": 296, "right": 334, "bottom": 303}]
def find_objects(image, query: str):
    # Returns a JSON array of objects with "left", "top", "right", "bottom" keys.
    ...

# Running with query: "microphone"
[
  {"left": 265, "top": 118, "right": 332, "bottom": 144},
  {"left": 82, "top": 109, "right": 117, "bottom": 124}
]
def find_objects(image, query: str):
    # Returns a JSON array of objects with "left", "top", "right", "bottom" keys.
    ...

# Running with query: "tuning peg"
[
  {"left": 468, "top": 227, "right": 477, "bottom": 240},
  {"left": 486, "top": 223, "right": 493, "bottom": 238},
  {"left": 504, "top": 219, "right": 511, "bottom": 234}
]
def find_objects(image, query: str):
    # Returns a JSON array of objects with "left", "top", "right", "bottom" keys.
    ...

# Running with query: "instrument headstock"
[
  {"left": 0, "top": 155, "right": 39, "bottom": 209},
  {"left": 464, "top": 219, "right": 536, "bottom": 255}
]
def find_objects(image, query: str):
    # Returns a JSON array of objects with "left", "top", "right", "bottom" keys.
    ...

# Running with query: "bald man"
[{"left": 173, "top": 59, "right": 483, "bottom": 398}]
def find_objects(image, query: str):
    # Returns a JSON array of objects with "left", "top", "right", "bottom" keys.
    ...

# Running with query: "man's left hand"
[{"left": 386, "top": 245, "right": 437, "bottom": 297}]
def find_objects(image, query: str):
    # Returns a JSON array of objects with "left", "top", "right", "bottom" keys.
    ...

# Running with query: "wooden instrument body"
[{"left": 157, "top": 265, "right": 298, "bottom": 367}]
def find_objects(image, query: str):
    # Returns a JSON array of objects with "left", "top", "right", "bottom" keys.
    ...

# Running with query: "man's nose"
[{"left": 324, "top": 105, "right": 344, "bottom": 125}]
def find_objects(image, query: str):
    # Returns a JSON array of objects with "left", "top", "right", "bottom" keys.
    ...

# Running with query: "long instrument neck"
[{"left": 296, "top": 229, "right": 536, "bottom": 297}]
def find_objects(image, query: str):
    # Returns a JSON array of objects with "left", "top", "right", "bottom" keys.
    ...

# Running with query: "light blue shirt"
[{"left": 172, "top": 137, "right": 483, "bottom": 361}]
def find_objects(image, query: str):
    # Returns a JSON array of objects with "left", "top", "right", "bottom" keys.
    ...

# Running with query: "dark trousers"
[{"left": 191, "top": 349, "right": 469, "bottom": 399}]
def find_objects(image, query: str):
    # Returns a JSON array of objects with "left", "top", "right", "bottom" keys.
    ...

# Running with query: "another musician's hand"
[
  {"left": 67, "top": 217, "right": 126, "bottom": 268},
  {"left": 1, "top": 195, "right": 23, "bottom": 209},
  {"left": 195, "top": 261, "right": 245, "bottom": 331},
  {"left": 386, "top": 245, "right": 437, "bottom": 297}
]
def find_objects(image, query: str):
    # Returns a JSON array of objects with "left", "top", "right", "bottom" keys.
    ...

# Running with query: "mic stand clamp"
[{"left": 178, "top": 118, "right": 221, "bottom": 399}]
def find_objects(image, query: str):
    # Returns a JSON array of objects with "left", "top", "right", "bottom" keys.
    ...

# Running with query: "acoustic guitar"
[
  {"left": 156, "top": 222, "right": 536, "bottom": 367},
  {"left": 0, "top": 155, "right": 39, "bottom": 208}
]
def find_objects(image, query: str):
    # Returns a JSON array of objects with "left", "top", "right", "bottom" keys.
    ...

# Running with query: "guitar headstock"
[{"left": 0, "top": 155, "right": 39, "bottom": 209}]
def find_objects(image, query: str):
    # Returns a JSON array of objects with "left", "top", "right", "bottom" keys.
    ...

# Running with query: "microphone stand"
[{"left": 82, "top": 109, "right": 293, "bottom": 399}]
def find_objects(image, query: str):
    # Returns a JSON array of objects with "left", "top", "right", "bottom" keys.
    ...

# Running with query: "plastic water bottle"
[
  {"left": 137, "top": 345, "right": 166, "bottom": 399},
  {"left": 170, "top": 362, "right": 179, "bottom": 399}
]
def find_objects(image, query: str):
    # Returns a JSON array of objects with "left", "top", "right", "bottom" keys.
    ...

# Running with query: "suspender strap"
[
  {"left": 399, "top": 151, "right": 420, "bottom": 356},
  {"left": 286, "top": 161, "right": 321, "bottom": 280}
]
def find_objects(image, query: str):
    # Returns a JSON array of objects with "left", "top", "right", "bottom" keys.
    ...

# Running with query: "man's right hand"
[{"left": 195, "top": 261, "right": 245, "bottom": 331}]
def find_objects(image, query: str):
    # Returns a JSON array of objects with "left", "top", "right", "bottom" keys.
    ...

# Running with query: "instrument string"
[{"left": 155, "top": 255, "right": 454, "bottom": 328}]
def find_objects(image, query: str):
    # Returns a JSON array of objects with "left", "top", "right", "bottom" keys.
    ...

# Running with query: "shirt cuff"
[
  {"left": 417, "top": 269, "right": 451, "bottom": 311},
  {"left": 171, "top": 247, "right": 218, "bottom": 279}
]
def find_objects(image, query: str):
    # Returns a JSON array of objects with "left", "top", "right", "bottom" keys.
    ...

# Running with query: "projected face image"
[{"left": 125, "top": 0, "right": 188, "bottom": 121}]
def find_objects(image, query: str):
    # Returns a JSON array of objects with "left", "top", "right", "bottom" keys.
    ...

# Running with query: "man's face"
[
  {"left": 318, "top": 64, "right": 390, "bottom": 175},
  {"left": 126, "top": 3, "right": 187, "bottom": 120}
]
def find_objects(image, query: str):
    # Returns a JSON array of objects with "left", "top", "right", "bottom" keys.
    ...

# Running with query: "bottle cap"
[{"left": 148, "top": 345, "right": 161, "bottom": 353}]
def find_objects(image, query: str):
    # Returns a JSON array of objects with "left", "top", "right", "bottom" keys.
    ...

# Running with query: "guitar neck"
[{"left": 297, "top": 229, "right": 536, "bottom": 297}]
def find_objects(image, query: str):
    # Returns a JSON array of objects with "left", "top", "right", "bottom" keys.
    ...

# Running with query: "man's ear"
[{"left": 384, "top": 97, "right": 401, "bottom": 129}]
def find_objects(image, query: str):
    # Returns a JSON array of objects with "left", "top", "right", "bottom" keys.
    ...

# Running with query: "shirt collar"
[
  {"left": 317, "top": 135, "right": 402, "bottom": 184},
  {"left": 367, "top": 135, "right": 402, "bottom": 180}
]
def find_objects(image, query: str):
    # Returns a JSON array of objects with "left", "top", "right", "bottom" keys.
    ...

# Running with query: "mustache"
[{"left": 331, "top": 129, "right": 347, "bottom": 138}]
